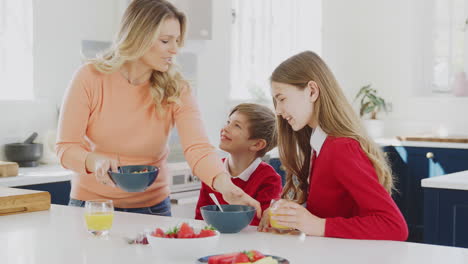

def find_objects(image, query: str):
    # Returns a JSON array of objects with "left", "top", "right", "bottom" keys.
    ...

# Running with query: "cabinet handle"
[{"left": 426, "top": 152, "right": 434, "bottom": 159}]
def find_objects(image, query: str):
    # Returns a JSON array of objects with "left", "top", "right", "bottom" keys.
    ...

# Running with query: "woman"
[
  {"left": 258, "top": 51, "right": 408, "bottom": 240},
  {"left": 56, "top": 0, "right": 260, "bottom": 216}
]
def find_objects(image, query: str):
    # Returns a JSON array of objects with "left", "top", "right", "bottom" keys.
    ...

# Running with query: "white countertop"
[
  {"left": 0, "top": 164, "right": 73, "bottom": 187},
  {"left": 0, "top": 205, "right": 467, "bottom": 264},
  {"left": 422, "top": 170, "right": 468, "bottom": 191},
  {"left": 0, "top": 162, "right": 194, "bottom": 188},
  {"left": 375, "top": 138, "right": 468, "bottom": 149}
]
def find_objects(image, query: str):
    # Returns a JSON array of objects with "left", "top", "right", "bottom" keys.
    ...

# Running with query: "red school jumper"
[
  {"left": 195, "top": 160, "right": 282, "bottom": 226},
  {"left": 308, "top": 136, "right": 408, "bottom": 241}
]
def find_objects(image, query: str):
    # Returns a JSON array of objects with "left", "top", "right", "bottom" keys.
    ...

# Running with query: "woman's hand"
[
  {"left": 269, "top": 199, "right": 326, "bottom": 236},
  {"left": 85, "top": 152, "right": 118, "bottom": 187},
  {"left": 213, "top": 172, "right": 262, "bottom": 218}
]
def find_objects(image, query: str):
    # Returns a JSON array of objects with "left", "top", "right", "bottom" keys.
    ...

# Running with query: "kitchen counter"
[
  {"left": 1, "top": 205, "right": 467, "bottom": 264},
  {"left": 0, "top": 164, "right": 73, "bottom": 187},
  {"left": 375, "top": 138, "right": 468, "bottom": 149},
  {"left": 0, "top": 162, "right": 193, "bottom": 188},
  {"left": 421, "top": 170, "right": 468, "bottom": 191}
]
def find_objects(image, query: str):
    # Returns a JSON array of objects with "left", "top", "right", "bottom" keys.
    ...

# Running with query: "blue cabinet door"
[
  {"left": 269, "top": 158, "right": 286, "bottom": 187},
  {"left": 424, "top": 188, "right": 468, "bottom": 248},
  {"left": 20, "top": 181, "right": 71, "bottom": 205},
  {"left": 383, "top": 146, "right": 468, "bottom": 242}
]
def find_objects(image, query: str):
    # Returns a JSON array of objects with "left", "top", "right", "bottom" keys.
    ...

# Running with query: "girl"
[
  {"left": 56, "top": 0, "right": 260, "bottom": 216},
  {"left": 258, "top": 51, "right": 408, "bottom": 241}
]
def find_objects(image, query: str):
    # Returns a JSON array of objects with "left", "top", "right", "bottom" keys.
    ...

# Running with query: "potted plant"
[{"left": 354, "top": 84, "right": 389, "bottom": 138}]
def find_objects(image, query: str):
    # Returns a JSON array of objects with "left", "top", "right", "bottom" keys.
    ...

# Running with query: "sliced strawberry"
[
  {"left": 208, "top": 253, "right": 237, "bottom": 264},
  {"left": 247, "top": 250, "right": 265, "bottom": 261},
  {"left": 232, "top": 252, "right": 250, "bottom": 263}
]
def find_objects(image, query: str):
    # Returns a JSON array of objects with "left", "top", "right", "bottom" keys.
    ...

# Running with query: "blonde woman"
[
  {"left": 258, "top": 51, "right": 408, "bottom": 240},
  {"left": 56, "top": 0, "right": 260, "bottom": 216}
]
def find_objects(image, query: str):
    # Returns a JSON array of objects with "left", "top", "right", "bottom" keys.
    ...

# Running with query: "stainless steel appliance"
[{"left": 167, "top": 162, "right": 201, "bottom": 218}]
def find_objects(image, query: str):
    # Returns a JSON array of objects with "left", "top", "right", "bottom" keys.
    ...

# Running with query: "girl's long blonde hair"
[
  {"left": 89, "top": 0, "right": 187, "bottom": 113},
  {"left": 271, "top": 51, "right": 394, "bottom": 204}
]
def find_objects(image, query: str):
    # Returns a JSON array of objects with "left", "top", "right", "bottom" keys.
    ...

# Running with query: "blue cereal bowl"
[
  {"left": 108, "top": 165, "right": 158, "bottom": 192},
  {"left": 200, "top": 204, "right": 256, "bottom": 233}
]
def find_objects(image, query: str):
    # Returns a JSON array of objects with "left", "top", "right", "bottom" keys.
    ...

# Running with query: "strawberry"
[
  {"left": 151, "top": 228, "right": 165, "bottom": 237},
  {"left": 165, "top": 226, "right": 179, "bottom": 238},
  {"left": 198, "top": 229, "right": 217, "bottom": 238},
  {"left": 178, "top": 222, "right": 195, "bottom": 238},
  {"left": 232, "top": 252, "right": 251, "bottom": 263}
]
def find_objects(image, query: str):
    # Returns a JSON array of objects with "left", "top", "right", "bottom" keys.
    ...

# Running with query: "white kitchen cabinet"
[{"left": 170, "top": 190, "right": 199, "bottom": 219}]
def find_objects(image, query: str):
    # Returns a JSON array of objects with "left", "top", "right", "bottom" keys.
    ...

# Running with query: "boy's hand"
[
  {"left": 213, "top": 172, "right": 262, "bottom": 218},
  {"left": 257, "top": 208, "right": 273, "bottom": 232}
]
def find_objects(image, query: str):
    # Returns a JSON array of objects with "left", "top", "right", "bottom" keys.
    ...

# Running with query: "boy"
[{"left": 195, "top": 103, "right": 282, "bottom": 226}]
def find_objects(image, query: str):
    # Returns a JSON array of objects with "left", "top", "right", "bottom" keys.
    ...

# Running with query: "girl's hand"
[
  {"left": 269, "top": 199, "right": 326, "bottom": 236},
  {"left": 213, "top": 172, "right": 262, "bottom": 218},
  {"left": 85, "top": 152, "right": 118, "bottom": 187}
]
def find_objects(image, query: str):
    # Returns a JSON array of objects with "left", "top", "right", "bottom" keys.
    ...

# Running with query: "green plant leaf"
[
  {"left": 354, "top": 84, "right": 371, "bottom": 101},
  {"left": 363, "top": 103, "right": 375, "bottom": 115},
  {"left": 360, "top": 101, "right": 370, "bottom": 116}
]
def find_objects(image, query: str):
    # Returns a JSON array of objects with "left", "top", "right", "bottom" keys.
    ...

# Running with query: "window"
[
  {"left": 0, "top": 0, "right": 34, "bottom": 100},
  {"left": 230, "top": 0, "right": 322, "bottom": 102},
  {"left": 431, "top": 0, "right": 465, "bottom": 93},
  {"left": 417, "top": 0, "right": 468, "bottom": 95}
]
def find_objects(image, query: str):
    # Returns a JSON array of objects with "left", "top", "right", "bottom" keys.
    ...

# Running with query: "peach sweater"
[{"left": 56, "top": 64, "right": 225, "bottom": 208}]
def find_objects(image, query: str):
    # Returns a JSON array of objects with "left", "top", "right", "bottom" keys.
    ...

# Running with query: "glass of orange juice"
[
  {"left": 269, "top": 198, "right": 293, "bottom": 230},
  {"left": 84, "top": 199, "right": 114, "bottom": 237}
]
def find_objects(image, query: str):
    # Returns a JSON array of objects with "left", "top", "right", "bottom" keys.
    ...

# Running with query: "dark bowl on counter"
[
  {"left": 4, "top": 143, "right": 43, "bottom": 167},
  {"left": 108, "top": 165, "right": 159, "bottom": 192},
  {"left": 200, "top": 204, "right": 256, "bottom": 233}
]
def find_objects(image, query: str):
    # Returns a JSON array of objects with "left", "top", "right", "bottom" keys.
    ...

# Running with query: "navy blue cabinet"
[
  {"left": 383, "top": 146, "right": 468, "bottom": 242},
  {"left": 424, "top": 188, "right": 468, "bottom": 248},
  {"left": 269, "top": 158, "right": 286, "bottom": 187},
  {"left": 20, "top": 181, "right": 71, "bottom": 205}
]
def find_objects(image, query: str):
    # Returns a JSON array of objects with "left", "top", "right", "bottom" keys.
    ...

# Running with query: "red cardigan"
[
  {"left": 307, "top": 136, "right": 408, "bottom": 241},
  {"left": 195, "top": 161, "right": 282, "bottom": 226}
]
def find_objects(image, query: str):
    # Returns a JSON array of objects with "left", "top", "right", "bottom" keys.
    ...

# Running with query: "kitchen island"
[
  {"left": 422, "top": 170, "right": 468, "bottom": 248},
  {"left": 1, "top": 205, "right": 467, "bottom": 264}
]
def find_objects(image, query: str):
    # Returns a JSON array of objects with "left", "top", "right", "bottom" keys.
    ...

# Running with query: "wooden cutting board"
[
  {"left": 397, "top": 135, "right": 468, "bottom": 143},
  {"left": 0, "top": 161, "right": 19, "bottom": 177},
  {"left": 0, "top": 187, "right": 51, "bottom": 216}
]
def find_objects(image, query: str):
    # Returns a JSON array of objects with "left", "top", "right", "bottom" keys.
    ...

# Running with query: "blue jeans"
[{"left": 68, "top": 197, "right": 172, "bottom": 216}]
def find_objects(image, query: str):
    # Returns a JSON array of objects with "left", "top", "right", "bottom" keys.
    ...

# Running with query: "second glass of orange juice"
[
  {"left": 84, "top": 199, "right": 114, "bottom": 236},
  {"left": 269, "top": 199, "right": 293, "bottom": 230}
]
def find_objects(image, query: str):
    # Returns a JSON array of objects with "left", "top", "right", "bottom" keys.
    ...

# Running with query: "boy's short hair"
[{"left": 229, "top": 103, "right": 277, "bottom": 157}]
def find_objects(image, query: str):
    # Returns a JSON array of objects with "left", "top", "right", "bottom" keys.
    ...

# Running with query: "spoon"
[{"left": 209, "top": 193, "right": 224, "bottom": 212}]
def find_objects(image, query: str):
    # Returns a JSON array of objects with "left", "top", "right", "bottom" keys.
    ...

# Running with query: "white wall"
[
  {"left": 191, "top": 0, "right": 232, "bottom": 146},
  {"left": 322, "top": 0, "right": 468, "bottom": 137},
  {"left": 0, "top": 0, "right": 230, "bottom": 161},
  {"left": 0, "top": 0, "right": 122, "bottom": 160}
]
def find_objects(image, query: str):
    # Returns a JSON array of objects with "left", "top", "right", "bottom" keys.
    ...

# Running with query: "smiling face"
[
  {"left": 219, "top": 111, "right": 258, "bottom": 155},
  {"left": 140, "top": 18, "right": 181, "bottom": 72},
  {"left": 271, "top": 81, "right": 319, "bottom": 131}
]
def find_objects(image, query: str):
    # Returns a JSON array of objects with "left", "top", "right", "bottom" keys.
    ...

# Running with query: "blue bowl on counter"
[
  {"left": 200, "top": 204, "right": 256, "bottom": 233},
  {"left": 108, "top": 165, "right": 158, "bottom": 192}
]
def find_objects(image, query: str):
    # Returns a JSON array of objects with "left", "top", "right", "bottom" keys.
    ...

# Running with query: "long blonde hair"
[
  {"left": 271, "top": 51, "right": 394, "bottom": 204},
  {"left": 90, "top": 0, "right": 187, "bottom": 113}
]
